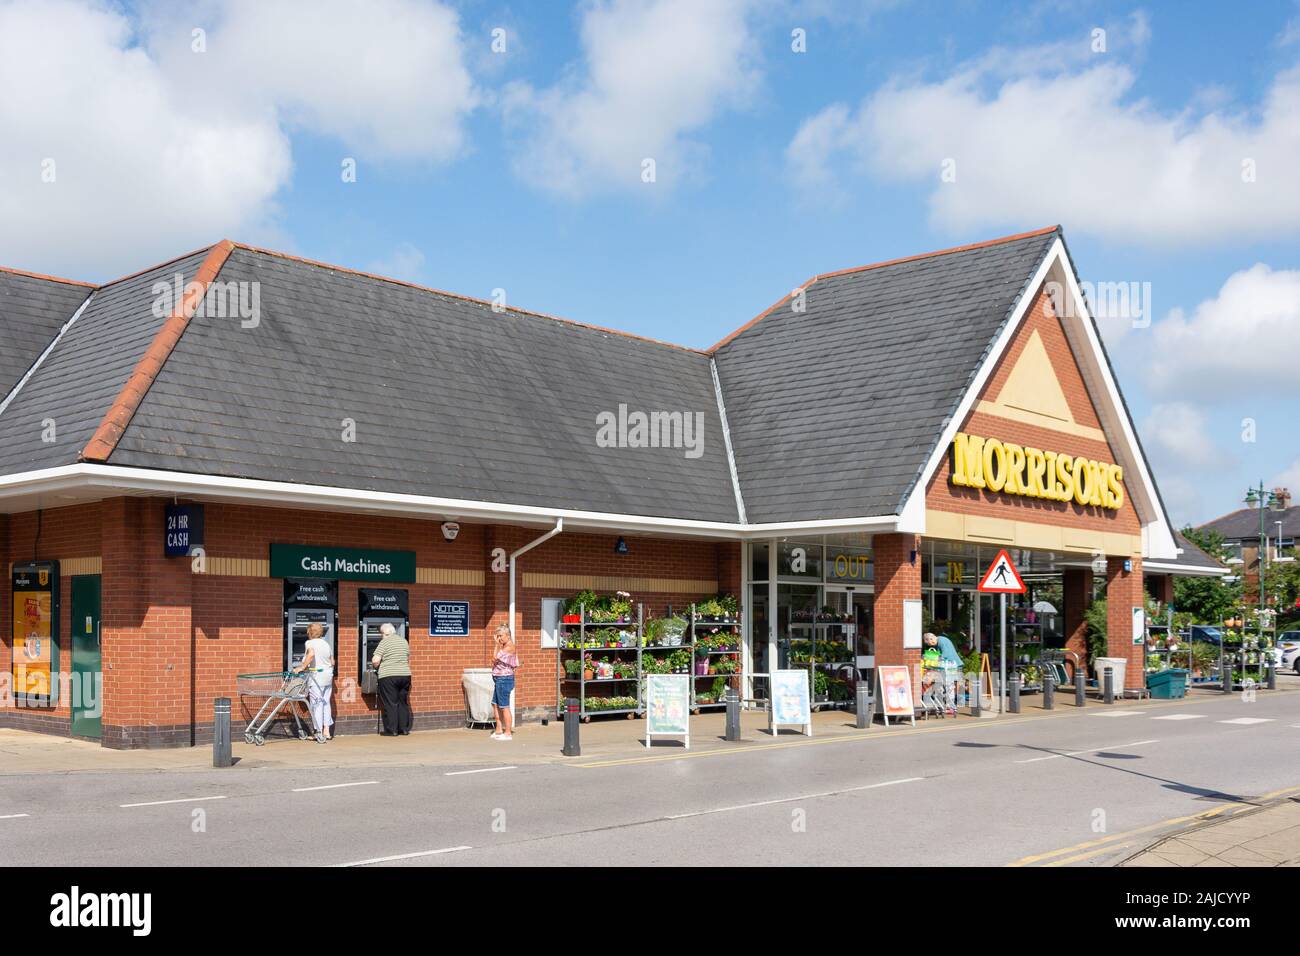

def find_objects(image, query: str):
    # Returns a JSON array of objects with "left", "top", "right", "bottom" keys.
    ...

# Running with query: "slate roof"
[
  {"left": 1199, "top": 505, "right": 1300, "bottom": 542},
  {"left": 1160, "top": 530, "right": 1226, "bottom": 572},
  {"left": 712, "top": 228, "right": 1059, "bottom": 522},
  {"left": 0, "top": 227, "right": 1096, "bottom": 527},
  {"left": 0, "top": 251, "right": 212, "bottom": 476},
  {"left": 0, "top": 270, "right": 91, "bottom": 402}
]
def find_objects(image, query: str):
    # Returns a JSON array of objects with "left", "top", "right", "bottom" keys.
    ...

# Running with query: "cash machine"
[
  {"left": 358, "top": 588, "right": 409, "bottom": 694},
  {"left": 283, "top": 578, "right": 338, "bottom": 672}
]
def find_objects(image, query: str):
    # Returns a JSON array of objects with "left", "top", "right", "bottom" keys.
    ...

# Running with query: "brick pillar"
[
  {"left": 101, "top": 498, "right": 195, "bottom": 748},
  {"left": 874, "top": 533, "right": 922, "bottom": 694},
  {"left": 1106, "top": 555, "right": 1145, "bottom": 692},
  {"left": 0, "top": 513, "right": 9, "bottom": 708},
  {"left": 717, "top": 541, "right": 741, "bottom": 598},
  {"left": 1062, "top": 568, "right": 1092, "bottom": 682}
]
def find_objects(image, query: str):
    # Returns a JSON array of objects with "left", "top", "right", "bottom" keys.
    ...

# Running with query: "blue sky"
[{"left": 2, "top": 0, "right": 1298, "bottom": 527}]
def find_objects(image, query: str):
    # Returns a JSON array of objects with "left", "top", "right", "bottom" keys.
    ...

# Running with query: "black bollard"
[
  {"left": 1075, "top": 664, "right": 1086, "bottom": 707},
  {"left": 1103, "top": 667, "right": 1114, "bottom": 705},
  {"left": 561, "top": 698, "right": 581, "bottom": 756},
  {"left": 1267, "top": 659, "right": 1277, "bottom": 691},
  {"left": 725, "top": 688, "right": 742, "bottom": 740},
  {"left": 213, "top": 697, "right": 232, "bottom": 768},
  {"left": 971, "top": 676, "right": 981, "bottom": 718},
  {"left": 1009, "top": 674, "right": 1021, "bottom": 714},
  {"left": 1043, "top": 671, "right": 1054, "bottom": 710},
  {"left": 1222, "top": 656, "right": 1233, "bottom": 695},
  {"left": 854, "top": 680, "right": 873, "bottom": 729}
]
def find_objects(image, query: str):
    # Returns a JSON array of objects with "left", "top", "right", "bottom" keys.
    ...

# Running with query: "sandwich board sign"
[
  {"left": 876, "top": 665, "right": 915, "bottom": 727},
  {"left": 769, "top": 669, "right": 812, "bottom": 737},
  {"left": 645, "top": 674, "right": 690, "bottom": 749},
  {"left": 978, "top": 549, "right": 1026, "bottom": 594}
]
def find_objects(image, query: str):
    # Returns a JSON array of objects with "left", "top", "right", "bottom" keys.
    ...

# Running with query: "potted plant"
[
  {"left": 565, "top": 658, "right": 581, "bottom": 678},
  {"left": 582, "top": 659, "right": 595, "bottom": 681},
  {"left": 668, "top": 648, "right": 692, "bottom": 674}
]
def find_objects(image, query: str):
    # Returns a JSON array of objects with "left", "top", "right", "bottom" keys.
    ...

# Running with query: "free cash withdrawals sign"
[{"left": 269, "top": 544, "right": 415, "bottom": 583}]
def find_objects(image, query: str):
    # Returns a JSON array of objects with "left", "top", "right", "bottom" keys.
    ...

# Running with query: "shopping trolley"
[{"left": 236, "top": 672, "right": 324, "bottom": 745}]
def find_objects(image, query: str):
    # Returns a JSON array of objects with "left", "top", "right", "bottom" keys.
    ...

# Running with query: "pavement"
[
  {"left": 1121, "top": 797, "right": 1300, "bottom": 867},
  {"left": 0, "top": 677, "right": 1296, "bottom": 866}
]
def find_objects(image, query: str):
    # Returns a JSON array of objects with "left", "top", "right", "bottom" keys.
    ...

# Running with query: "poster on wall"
[
  {"left": 11, "top": 561, "right": 60, "bottom": 706},
  {"left": 1132, "top": 606, "right": 1145, "bottom": 646},
  {"left": 876, "top": 665, "right": 915, "bottom": 727},
  {"left": 770, "top": 668, "right": 812, "bottom": 737},
  {"left": 645, "top": 674, "right": 690, "bottom": 748},
  {"left": 903, "top": 599, "right": 923, "bottom": 649}
]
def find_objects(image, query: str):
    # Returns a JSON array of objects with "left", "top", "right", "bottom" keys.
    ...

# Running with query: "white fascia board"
[
  {"left": 0, "top": 464, "right": 904, "bottom": 541},
  {"left": 1143, "top": 561, "right": 1227, "bottom": 577},
  {"left": 896, "top": 239, "right": 1060, "bottom": 536}
]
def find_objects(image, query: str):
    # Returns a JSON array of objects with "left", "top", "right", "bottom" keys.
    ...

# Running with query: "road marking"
[
  {"left": 1015, "top": 739, "right": 1158, "bottom": 764},
  {"left": 292, "top": 781, "right": 379, "bottom": 792},
  {"left": 445, "top": 766, "right": 517, "bottom": 776},
  {"left": 1089, "top": 710, "right": 1143, "bottom": 717},
  {"left": 120, "top": 795, "right": 227, "bottom": 808},
  {"left": 0, "top": 813, "right": 30, "bottom": 819},
  {"left": 333, "top": 845, "right": 471, "bottom": 867},
  {"left": 664, "top": 777, "right": 922, "bottom": 820},
  {"left": 1218, "top": 717, "right": 1274, "bottom": 725},
  {"left": 1150, "top": 714, "right": 1204, "bottom": 721}
]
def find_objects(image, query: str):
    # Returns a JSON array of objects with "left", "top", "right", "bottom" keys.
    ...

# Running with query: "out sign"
[{"left": 165, "top": 504, "right": 204, "bottom": 557}]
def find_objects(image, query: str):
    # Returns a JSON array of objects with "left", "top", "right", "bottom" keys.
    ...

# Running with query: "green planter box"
[{"left": 1147, "top": 668, "right": 1188, "bottom": 699}]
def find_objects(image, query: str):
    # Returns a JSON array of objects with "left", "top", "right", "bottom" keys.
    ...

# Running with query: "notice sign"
[
  {"left": 770, "top": 669, "right": 812, "bottom": 736},
  {"left": 429, "top": 601, "right": 470, "bottom": 637},
  {"left": 645, "top": 674, "right": 690, "bottom": 748},
  {"left": 164, "top": 503, "right": 204, "bottom": 557},
  {"left": 12, "top": 561, "right": 59, "bottom": 705}
]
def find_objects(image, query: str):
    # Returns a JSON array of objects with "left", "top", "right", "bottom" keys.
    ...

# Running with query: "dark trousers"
[{"left": 377, "top": 675, "right": 412, "bottom": 734}]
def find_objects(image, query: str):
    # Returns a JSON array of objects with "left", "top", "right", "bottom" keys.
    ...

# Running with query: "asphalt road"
[{"left": 2, "top": 689, "right": 1297, "bottom": 867}]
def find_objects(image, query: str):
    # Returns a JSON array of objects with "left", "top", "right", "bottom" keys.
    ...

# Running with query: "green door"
[{"left": 70, "top": 575, "right": 102, "bottom": 739}]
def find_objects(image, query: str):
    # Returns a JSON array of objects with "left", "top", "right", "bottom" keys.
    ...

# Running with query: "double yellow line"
[{"left": 1008, "top": 784, "right": 1300, "bottom": 867}]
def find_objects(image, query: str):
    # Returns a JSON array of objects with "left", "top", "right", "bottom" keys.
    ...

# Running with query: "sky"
[{"left": 1, "top": 0, "right": 1297, "bottom": 529}]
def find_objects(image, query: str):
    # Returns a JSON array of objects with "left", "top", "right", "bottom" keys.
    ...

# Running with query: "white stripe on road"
[
  {"left": 1150, "top": 714, "right": 1205, "bottom": 721},
  {"left": 1089, "top": 710, "right": 1144, "bottom": 717},
  {"left": 664, "top": 777, "right": 922, "bottom": 820},
  {"left": 1218, "top": 717, "right": 1274, "bottom": 725},
  {"left": 333, "top": 845, "right": 472, "bottom": 867},
  {"left": 292, "top": 781, "right": 379, "bottom": 792},
  {"left": 1016, "top": 740, "right": 1159, "bottom": 764},
  {"left": 445, "top": 766, "right": 517, "bottom": 776},
  {"left": 120, "top": 795, "right": 227, "bottom": 808},
  {"left": 0, "top": 813, "right": 30, "bottom": 819}
]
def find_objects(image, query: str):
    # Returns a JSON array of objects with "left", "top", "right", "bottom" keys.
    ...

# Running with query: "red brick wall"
[
  {"left": 873, "top": 533, "right": 921, "bottom": 694},
  {"left": 5, "top": 496, "right": 742, "bottom": 746},
  {"left": 1105, "top": 555, "right": 1145, "bottom": 690},
  {"left": 0, "top": 502, "right": 102, "bottom": 731},
  {"left": 926, "top": 285, "right": 1141, "bottom": 536}
]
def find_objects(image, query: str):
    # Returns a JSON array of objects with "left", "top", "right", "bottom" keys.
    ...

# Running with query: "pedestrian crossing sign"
[{"left": 978, "top": 549, "right": 1026, "bottom": 593}]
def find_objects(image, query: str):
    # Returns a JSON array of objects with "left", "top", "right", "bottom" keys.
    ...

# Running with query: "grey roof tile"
[{"left": 0, "top": 271, "right": 90, "bottom": 401}]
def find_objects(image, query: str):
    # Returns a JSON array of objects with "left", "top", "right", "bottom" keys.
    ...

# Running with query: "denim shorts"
[{"left": 492, "top": 674, "right": 515, "bottom": 707}]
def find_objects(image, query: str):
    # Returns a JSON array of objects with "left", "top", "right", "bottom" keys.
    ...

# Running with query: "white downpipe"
[{"left": 508, "top": 518, "right": 563, "bottom": 640}]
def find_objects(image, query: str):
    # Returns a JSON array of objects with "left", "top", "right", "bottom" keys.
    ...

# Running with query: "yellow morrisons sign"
[{"left": 949, "top": 432, "right": 1124, "bottom": 510}]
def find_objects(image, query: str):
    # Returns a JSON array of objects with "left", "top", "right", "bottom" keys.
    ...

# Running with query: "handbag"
[{"left": 361, "top": 667, "right": 379, "bottom": 695}]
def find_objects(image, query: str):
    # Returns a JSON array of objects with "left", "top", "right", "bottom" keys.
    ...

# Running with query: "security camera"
[{"left": 441, "top": 521, "right": 460, "bottom": 542}]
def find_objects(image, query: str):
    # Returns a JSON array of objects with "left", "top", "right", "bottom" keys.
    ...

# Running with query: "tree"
[{"left": 1173, "top": 526, "right": 1242, "bottom": 624}]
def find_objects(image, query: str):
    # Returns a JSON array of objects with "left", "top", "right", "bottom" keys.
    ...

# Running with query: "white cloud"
[
  {"left": 788, "top": 18, "right": 1300, "bottom": 244},
  {"left": 1141, "top": 402, "right": 1231, "bottom": 471},
  {"left": 0, "top": 0, "right": 477, "bottom": 279},
  {"left": 1272, "top": 458, "right": 1300, "bottom": 496},
  {"left": 502, "top": 0, "right": 761, "bottom": 197},
  {"left": 1145, "top": 264, "right": 1300, "bottom": 394}
]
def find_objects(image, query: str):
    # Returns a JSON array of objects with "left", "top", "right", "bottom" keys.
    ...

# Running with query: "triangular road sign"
[{"left": 978, "top": 549, "right": 1026, "bottom": 593}]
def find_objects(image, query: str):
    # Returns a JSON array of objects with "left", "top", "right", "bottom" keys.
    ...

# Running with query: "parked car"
[
  {"left": 1177, "top": 625, "right": 1225, "bottom": 646},
  {"left": 1278, "top": 631, "right": 1300, "bottom": 674}
]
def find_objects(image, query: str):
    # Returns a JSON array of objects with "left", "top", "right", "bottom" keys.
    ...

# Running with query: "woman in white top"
[{"left": 295, "top": 622, "right": 334, "bottom": 742}]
